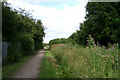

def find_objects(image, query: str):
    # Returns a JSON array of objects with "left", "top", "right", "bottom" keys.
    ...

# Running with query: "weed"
[{"left": 50, "top": 35, "right": 119, "bottom": 78}]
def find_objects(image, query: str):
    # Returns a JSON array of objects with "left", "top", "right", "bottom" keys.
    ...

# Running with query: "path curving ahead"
[{"left": 10, "top": 49, "right": 45, "bottom": 78}]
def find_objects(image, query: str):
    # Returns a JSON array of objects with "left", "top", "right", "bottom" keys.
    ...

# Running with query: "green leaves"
[
  {"left": 78, "top": 2, "right": 120, "bottom": 46},
  {"left": 2, "top": 1, "right": 45, "bottom": 64},
  {"left": 65, "top": 2, "right": 120, "bottom": 47}
]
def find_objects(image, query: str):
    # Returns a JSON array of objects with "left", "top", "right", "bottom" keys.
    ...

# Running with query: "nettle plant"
[{"left": 86, "top": 34, "right": 119, "bottom": 78}]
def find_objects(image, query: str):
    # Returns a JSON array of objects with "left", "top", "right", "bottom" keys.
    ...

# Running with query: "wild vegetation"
[
  {"left": 2, "top": 1, "right": 120, "bottom": 79},
  {"left": 50, "top": 35, "right": 119, "bottom": 78},
  {"left": 48, "top": 2, "right": 120, "bottom": 78},
  {"left": 2, "top": 2, "right": 45, "bottom": 65},
  {"left": 49, "top": 2, "right": 120, "bottom": 47}
]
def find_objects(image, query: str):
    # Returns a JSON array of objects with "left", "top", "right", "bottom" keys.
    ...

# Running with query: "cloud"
[
  {"left": 7, "top": 0, "right": 88, "bottom": 43},
  {"left": 7, "top": 0, "right": 87, "bottom": 3}
]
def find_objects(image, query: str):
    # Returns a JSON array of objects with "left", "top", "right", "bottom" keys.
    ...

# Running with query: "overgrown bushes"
[
  {"left": 20, "top": 34, "right": 34, "bottom": 56},
  {"left": 50, "top": 35, "right": 119, "bottom": 78},
  {"left": 6, "top": 43, "right": 22, "bottom": 64},
  {"left": 2, "top": 1, "right": 45, "bottom": 65},
  {"left": 34, "top": 40, "right": 44, "bottom": 50}
]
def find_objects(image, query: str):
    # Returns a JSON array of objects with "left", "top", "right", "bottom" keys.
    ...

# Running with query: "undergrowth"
[{"left": 50, "top": 35, "right": 119, "bottom": 78}]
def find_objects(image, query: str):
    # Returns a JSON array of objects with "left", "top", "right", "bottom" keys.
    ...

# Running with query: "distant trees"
[
  {"left": 49, "top": 38, "right": 68, "bottom": 46},
  {"left": 2, "top": 2, "right": 45, "bottom": 64},
  {"left": 67, "top": 32, "right": 79, "bottom": 44}
]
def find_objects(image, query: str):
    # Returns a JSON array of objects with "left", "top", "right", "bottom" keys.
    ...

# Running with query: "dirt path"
[{"left": 10, "top": 49, "right": 45, "bottom": 78}]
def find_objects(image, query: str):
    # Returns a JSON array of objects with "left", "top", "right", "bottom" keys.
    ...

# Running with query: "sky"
[{"left": 7, "top": 0, "right": 88, "bottom": 43}]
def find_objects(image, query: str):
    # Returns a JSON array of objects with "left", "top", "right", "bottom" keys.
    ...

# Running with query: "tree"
[
  {"left": 67, "top": 2, "right": 120, "bottom": 47},
  {"left": 33, "top": 20, "right": 45, "bottom": 50},
  {"left": 2, "top": 1, "right": 45, "bottom": 64},
  {"left": 85, "top": 2, "right": 120, "bottom": 46}
]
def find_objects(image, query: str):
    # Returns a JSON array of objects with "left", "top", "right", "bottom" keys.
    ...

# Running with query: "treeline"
[
  {"left": 49, "top": 34, "right": 79, "bottom": 46},
  {"left": 49, "top": 2, "right": 120, "bottom": 47},
  {"left": 49, "top": 35, "right": 78, "bottom": 46},
  {"left": 2, "top": 2, "right": 45, "bottom": 65},
  {"left": 49, "top": 38, "right": 68, "bottom": 46}
]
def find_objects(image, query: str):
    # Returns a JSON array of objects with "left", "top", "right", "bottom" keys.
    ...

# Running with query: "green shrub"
[
  {"left": 34, "top": 40, "right": 44, "bottom": 50},
  {"left": 6, "top": 43, "right": 22, "bottom": 64},
  {"left": 20, "top": 34, "right": 34, "bottom": 56}
]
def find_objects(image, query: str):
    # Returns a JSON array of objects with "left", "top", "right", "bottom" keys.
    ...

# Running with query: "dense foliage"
[
  {"left": 71, "top": 2, "right": 120, "bottom": 46},
  {"left": 2, "top": 2, "right": 45, "bottom": 65}
]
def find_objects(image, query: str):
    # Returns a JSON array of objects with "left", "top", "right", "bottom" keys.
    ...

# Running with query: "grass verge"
[
  {"left": 50, "top": 43, "right": 119, "bottom": 78},
  {"left": 38, "top": 50, "right": 61, "bottom": 78},
  {"left": 2, "top": 55, "right": 33, "bottom": 79}
]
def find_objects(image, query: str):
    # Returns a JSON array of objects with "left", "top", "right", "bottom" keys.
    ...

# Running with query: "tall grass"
[{"left": 50, "top": 35, "right": 119, "bottom": 78}]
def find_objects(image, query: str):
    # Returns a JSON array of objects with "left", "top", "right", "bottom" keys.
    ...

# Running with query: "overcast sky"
[{"left": 7, "top": 0, "right": 88, "bottom": 43}]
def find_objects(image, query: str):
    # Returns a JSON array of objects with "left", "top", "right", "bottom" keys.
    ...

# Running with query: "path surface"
[{"left": 10, "top": 49, "right": 45, "bottom": 78}]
